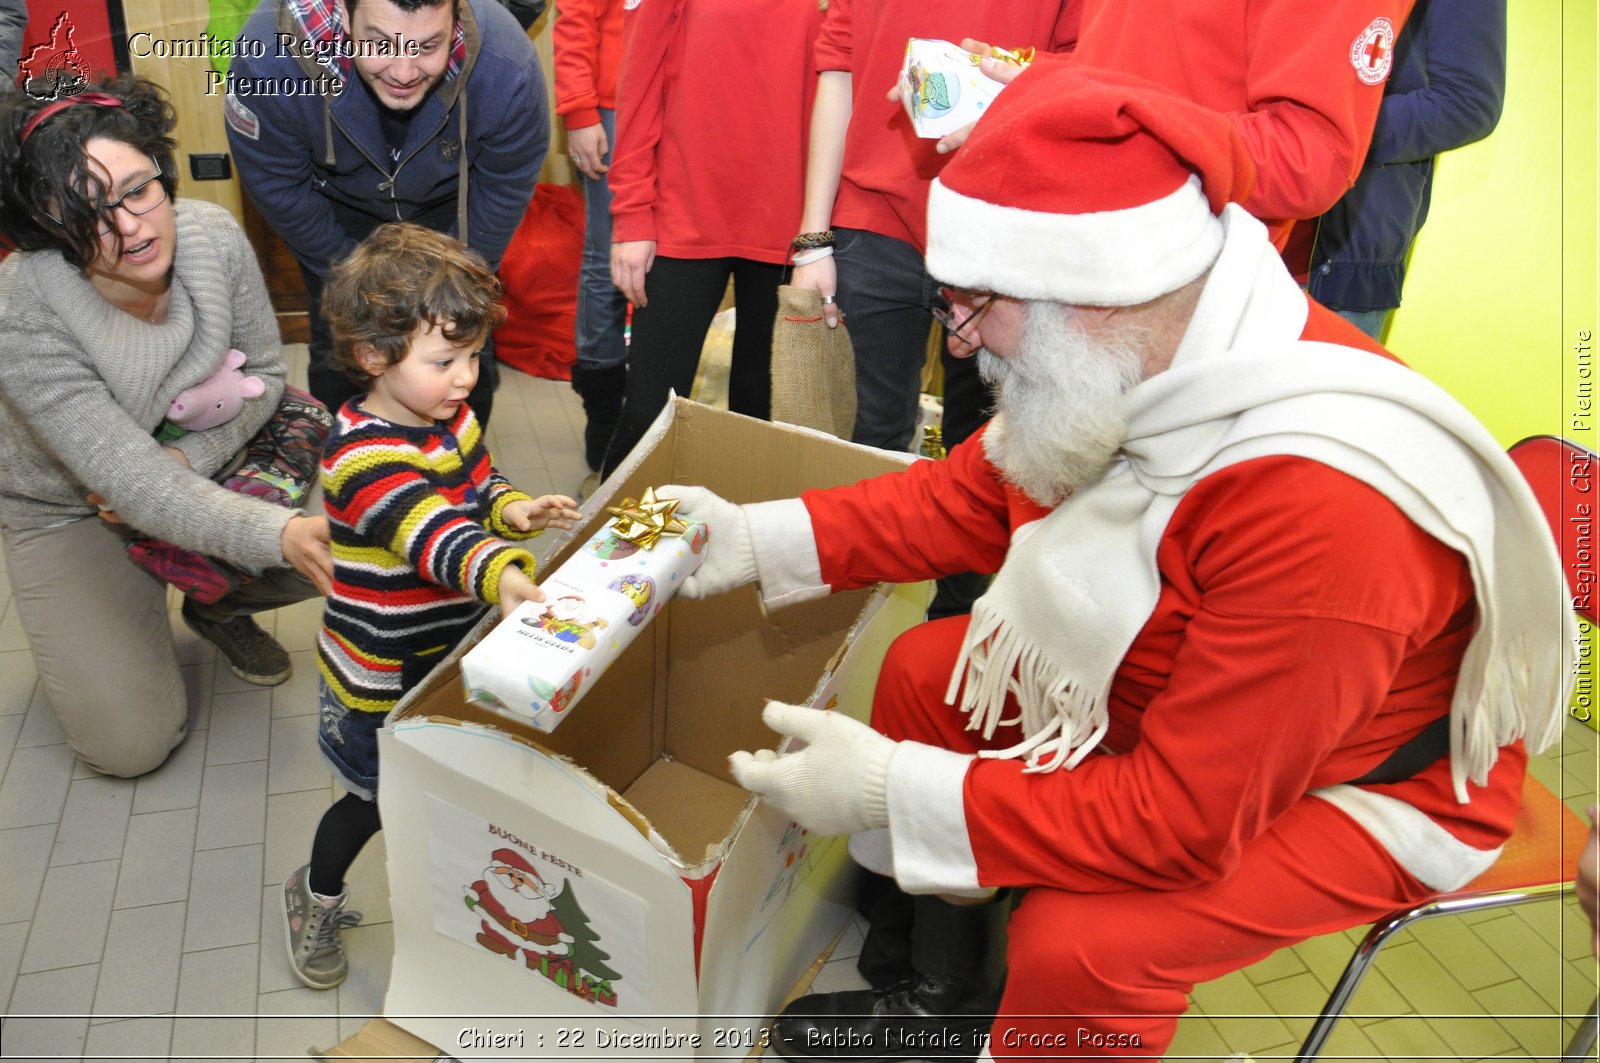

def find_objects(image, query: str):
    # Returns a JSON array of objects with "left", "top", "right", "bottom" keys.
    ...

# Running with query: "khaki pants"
[{"left": 3, "top": 516, "right": 315, "bottom": 777}]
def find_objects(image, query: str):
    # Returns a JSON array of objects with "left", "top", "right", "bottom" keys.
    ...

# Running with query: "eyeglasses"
[
  {"left": 45, "top": 158, "right": 167, "bottom": 235},
  {"left": 932, "top": 287, "right": 997, "bottom": 341}
]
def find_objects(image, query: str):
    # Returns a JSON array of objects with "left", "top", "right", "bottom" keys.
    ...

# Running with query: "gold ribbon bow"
[
  {"left": 604, "top": 487, "right": 690, "bottom": 550},
  {"left": 970, "top": 45, "right": 1035, "bottom": 67}
]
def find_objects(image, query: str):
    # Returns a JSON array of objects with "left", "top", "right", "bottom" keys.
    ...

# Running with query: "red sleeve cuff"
[
  {"left": 561, "top": 108, "right": 603, "bottom": 131},
  {"left": 610, "top": 208, "right": 658, "bottom": 244}
]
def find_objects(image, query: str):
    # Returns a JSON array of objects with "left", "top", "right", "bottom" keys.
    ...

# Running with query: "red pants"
[{"left": 870, "top": 617, "right": 1435, "bottom": 1059}]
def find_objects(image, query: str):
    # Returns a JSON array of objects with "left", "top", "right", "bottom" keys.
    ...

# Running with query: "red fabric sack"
[{"left": 495, "top": 181, "right": 584, "bottom": 381}]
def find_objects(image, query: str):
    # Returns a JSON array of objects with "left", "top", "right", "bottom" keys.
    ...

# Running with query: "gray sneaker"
[
  {"left": 282, "top": 864, "right": 363, "bottom": 990},
  {"left": 182, "top": 600, "right": 292, "bottom": 685}
]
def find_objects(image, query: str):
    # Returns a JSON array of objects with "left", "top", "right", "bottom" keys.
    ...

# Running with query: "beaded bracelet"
[
  {"left": 791, "top": 230, "right": 836, "bottom": 251},
  {"left": 791, "top": 246, "right": 835, "bottom": 266}
]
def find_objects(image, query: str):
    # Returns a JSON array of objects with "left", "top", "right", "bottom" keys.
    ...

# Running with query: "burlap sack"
[{"left": 770, "top": 285, "right": 857, "bottom": 439}]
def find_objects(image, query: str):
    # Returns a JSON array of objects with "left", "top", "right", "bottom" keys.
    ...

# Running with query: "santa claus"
[
  {"left": 660, "top": 63, "right": 1573, "bottom": 1062},
  {"left": 466, "top": 848, "right": 575, "bottom": 959}
]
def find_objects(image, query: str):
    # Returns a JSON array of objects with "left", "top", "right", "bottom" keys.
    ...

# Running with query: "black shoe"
[
  {"left": 181, "top": 600, "right": 292, "bottom": 686},
  {"left": 771, "top": 975, "right": 998, "bottom": 1063}
]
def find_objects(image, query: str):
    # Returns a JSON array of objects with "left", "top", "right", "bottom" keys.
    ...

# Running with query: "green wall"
[{"left": 1386, "top": 0, "right": 1596, "bottom": 448}]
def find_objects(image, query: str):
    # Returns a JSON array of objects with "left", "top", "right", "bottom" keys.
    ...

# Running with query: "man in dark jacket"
[
  {"left": 226, "top": 0, "right": 549, "bottom": 423},
  {"left": 1308, "top": 0, "right": 1506, "bottom": 339}
]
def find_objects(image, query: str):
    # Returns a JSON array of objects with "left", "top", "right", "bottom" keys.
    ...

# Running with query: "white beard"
[
  {"left": 484, "top": 870, "right": 552, "bottom": 924},
  {"left": 979, "top": 302, "right": 1145, "bottom": 506}
]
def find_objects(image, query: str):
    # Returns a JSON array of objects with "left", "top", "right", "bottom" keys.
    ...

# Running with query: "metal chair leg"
[
  {"left": 1563, "top": 992, "right": 1599, "bottom": 1063},
  {"left": 1295, "top": 909, "right": 1411, "bottom": 1060},
  {"left": 1297, "top": 883, "right": 1575, "bottom": 1061}
]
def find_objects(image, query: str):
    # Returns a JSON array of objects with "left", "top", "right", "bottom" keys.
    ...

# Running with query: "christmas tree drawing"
[{"left": 552, "top": 879, "right": 623, "bottom": 984}]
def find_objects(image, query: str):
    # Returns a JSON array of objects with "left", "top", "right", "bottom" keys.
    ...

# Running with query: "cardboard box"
[{"left": 373, "top": 399, "right": 931, "bottom": 1058}]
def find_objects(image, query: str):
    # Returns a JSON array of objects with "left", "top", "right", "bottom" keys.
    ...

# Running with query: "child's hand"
[
  {"left": 497, "top": 564, "right": 545, "bottom": 618},
  {"left": 504, "top": 494, "right": 583, "bottom": 532}
]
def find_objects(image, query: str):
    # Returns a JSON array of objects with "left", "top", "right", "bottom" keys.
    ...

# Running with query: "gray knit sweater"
[{"left": 0, "top": 199, "right": 295, "bottom": 569}]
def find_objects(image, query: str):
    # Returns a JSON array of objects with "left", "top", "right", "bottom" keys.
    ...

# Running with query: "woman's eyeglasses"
[
  {"left": 931, "top": 287, "right": 997, "bottom": 341},
  {"left": 45, "top": 158, "right": 167, "bottom": 235}
]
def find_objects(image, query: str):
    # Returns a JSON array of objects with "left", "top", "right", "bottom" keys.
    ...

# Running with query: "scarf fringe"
[
  {"left": 948, "top": 600, "right": 1110, "bottom": 773},
  {"left": 950, "top": 581, "right": 1570, "bottom": 796},
  {"left": 1451, "top": 630, "right": 1569, "bottom": 800}
]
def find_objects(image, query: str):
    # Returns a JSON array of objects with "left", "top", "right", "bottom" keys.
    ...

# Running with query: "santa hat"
[
  {"left": 489, "top": 847, "right": 539, "bottom": 878},
  {"left": 925, "top": 63, "right": 1257, "bottom": 307}
]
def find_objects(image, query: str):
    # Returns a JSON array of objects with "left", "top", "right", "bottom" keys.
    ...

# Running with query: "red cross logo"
[{"left": 1350, "top": 17, "right": 1397, "bottom": 86}]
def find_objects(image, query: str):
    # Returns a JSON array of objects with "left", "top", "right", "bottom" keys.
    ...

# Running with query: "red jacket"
[
  {"left": 1052, "top": 0, "right": 1417, "bottom": 248},
  {"left": 815, "top": 0, "right": 1077, "bottom": 250},
  {"left": 553, "top": 0, "right": 627, "bottom": 129},
  {"left": 609, "top": 0, "right": 823, "bottom": 261}
]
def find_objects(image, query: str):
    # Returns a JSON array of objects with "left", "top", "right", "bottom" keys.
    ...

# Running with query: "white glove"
[
  {"left": 729, "top": 701, "right": 894, "bottom": 836},
  {"left": 659, "top": 484, "right": 756, "bottom": 598}
]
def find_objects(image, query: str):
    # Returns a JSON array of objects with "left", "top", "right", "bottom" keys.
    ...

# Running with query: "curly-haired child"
[{"left": 282, "top": 223, "right": 581, "bottom": 989}]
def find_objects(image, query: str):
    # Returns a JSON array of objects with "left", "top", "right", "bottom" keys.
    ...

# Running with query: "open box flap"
[{"left": 379, "top": 720, "right": 700, "bottom": 1050}]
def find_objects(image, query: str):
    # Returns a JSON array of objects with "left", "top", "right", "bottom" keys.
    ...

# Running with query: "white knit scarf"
[{"left": 948, "top": 211, "right": 1575, "bottom": 803}]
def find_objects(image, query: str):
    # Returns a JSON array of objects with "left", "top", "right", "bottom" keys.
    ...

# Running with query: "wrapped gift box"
[
  {"left": 898, "top": 37, "right": 1008, "bottom": 139},
  {"left": 460, "top": 511, "right": 708, "bottom": 732},
  {"left": 366, "top": 398, "right": 932, "bottom": 1058}
]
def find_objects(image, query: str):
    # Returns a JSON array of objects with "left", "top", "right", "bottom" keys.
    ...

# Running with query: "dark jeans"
[
  {"left": 188, "top": 563, "right": 318, "bottom": 622},
  {"left": 602, "top": 256, "right": 782, "bottom": 476},
  {"left": 575, "top": 109, "right": 628, "bottom": 373},
  {"left": 833, "top": 227, "right": 992, "bottom": 617},
  {"left": 833, "top": 227, "right": 988, "bottom": 452}
]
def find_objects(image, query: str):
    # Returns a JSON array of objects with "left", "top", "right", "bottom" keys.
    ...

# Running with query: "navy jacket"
[
  {"left": 1308, "top": 0, "right": 1505, "bottom": 312},
  {"left": 225, "top": 0, "right": 548, "bottom": 276}
]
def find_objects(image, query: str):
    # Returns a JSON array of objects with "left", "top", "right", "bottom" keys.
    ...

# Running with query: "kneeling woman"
[{"left": 0, "top": 75, "right": 330, "bottom": 777}]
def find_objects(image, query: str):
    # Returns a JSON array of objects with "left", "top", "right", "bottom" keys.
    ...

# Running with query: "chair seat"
[{"left": 1463, "top": 773, "right": 1588, "bottom": 894}]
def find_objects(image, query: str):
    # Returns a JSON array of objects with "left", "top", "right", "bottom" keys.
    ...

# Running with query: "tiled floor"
[{"left": 1, "top": 343, "right": 1597, "bottom": 1061}]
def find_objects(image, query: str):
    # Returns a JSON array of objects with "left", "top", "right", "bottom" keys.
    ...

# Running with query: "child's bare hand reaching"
[
  {"left": 503, "top": 494, "right": 583, "bottom": 533},
  {"left": 496, "top": 564, "right": 545, "bottom": 618}
]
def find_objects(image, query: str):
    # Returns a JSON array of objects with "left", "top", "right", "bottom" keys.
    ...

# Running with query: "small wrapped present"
[
  {"left": 898, "top": 37, "right": 1031, "bottom": 139},
  {"left": 461, "top": 489, "right": 708, "bottom": 732}
]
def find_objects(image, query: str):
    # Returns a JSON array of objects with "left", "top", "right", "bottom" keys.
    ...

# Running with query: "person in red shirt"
[
  {"left": 790, "top": 0, "right": 1075, "bottom": 457},
  {"left": 601, "top": 0, "right": 824, "bottom": 476},
  {"left": 554, "top": 0, "right": 629, "bottom": 475},
  {"left": 668, "top": 67, "right": 1571, "bottom": 1060},
  {"left": 796, "top": 0, "right": 1416, "bottom": 466},
  {"left": 1055, "top": 0, "right": 1416, "bottom": 251}
]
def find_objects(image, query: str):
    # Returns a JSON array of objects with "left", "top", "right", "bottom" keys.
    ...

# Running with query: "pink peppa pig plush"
[{"left": 166, "top": 348, "right": 266, "bottom": 432}]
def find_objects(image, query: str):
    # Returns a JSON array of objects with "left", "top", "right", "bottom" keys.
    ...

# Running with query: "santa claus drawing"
[{"left": 465, "top": 848, "right": 575, "bottom": 959}]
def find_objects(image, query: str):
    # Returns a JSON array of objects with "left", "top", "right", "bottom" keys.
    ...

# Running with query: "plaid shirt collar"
[{"left": 283, "top": 0, "right": 467, "bottom": 84}]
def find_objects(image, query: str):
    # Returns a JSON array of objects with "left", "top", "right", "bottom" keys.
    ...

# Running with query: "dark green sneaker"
[{"left": 181, "top": 599, "right": 292, "bottom": 685}]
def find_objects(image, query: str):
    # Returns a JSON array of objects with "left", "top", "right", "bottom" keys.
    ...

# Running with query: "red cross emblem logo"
[{"left": 1350, "top": 17, "right": 1397, "bottom": 86}]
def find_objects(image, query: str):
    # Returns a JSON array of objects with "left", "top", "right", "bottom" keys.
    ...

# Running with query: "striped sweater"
[{"left": 318, "top": 400, "right": 540, "bottom": 716}]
